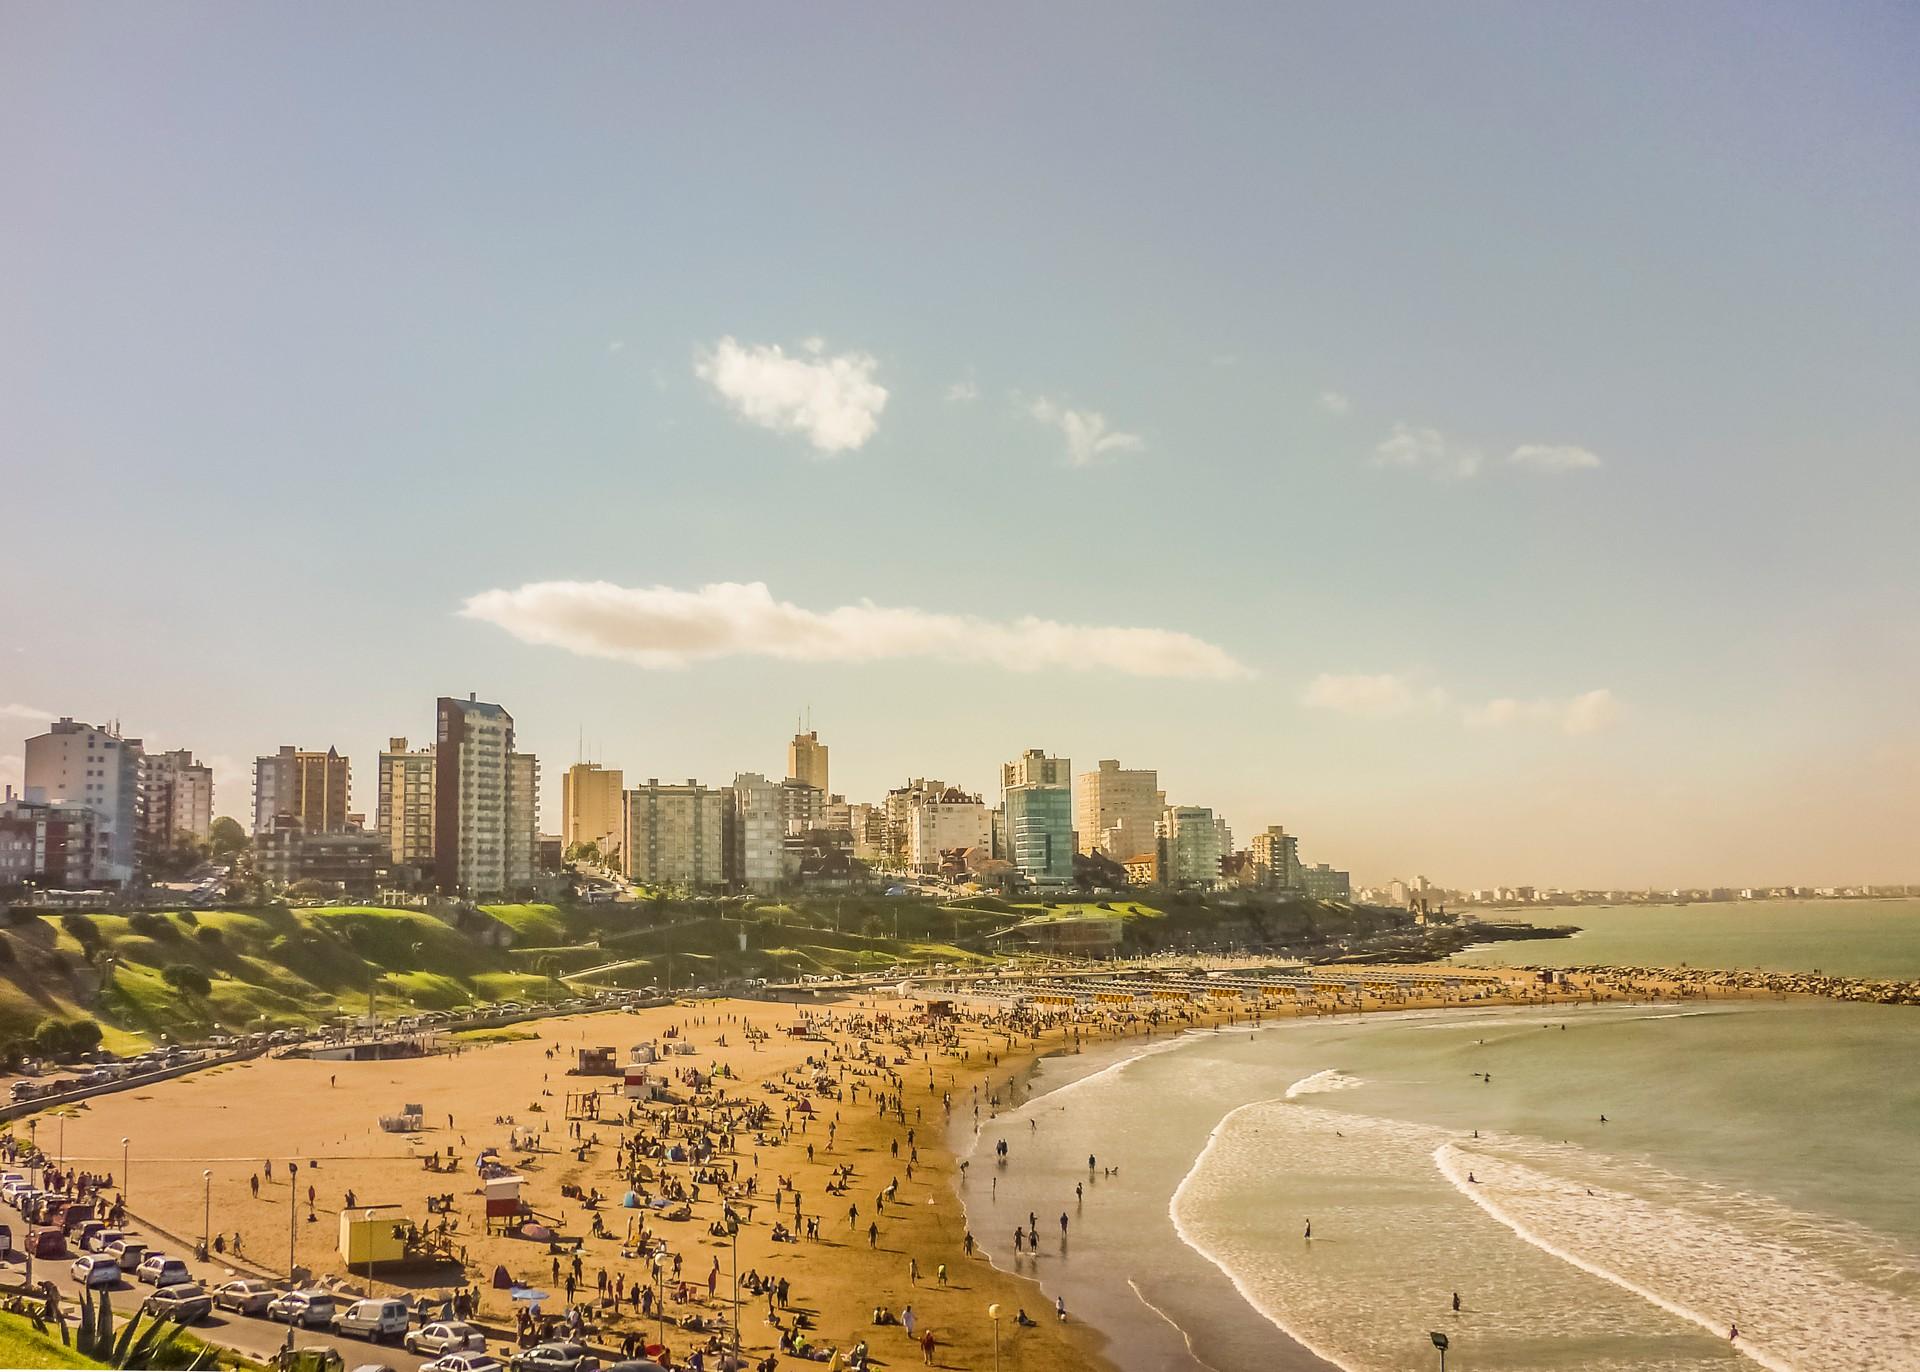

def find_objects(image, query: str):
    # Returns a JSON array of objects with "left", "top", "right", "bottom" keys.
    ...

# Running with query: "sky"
[{"left": 2, "top": 3, "right": 1917, "bottom": 889}]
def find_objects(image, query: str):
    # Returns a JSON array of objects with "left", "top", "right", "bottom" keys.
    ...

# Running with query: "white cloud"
[
  {"left": 0, "top": 703, "right": 51, "bottom": 722},
  {"left": 693, "top": 335, "right": 888, "bottom": 454},
  {"left": 1028, "top": 397, "right": 1144, "bottom": 467},
  {"left": 1301, "top": 673, "right": 1447, "bottom": 718},
  {"left": 1465, "top": 688, "right": 1620, "bottom": 735},
  {"left": 1374, "top": 423, "right": 1483, "bottom": 480},
  {"left": 462, "top": 580, "right": 1250, "bottom": 680},
  {"left": 607, "top": 339, "right": 626, "bottom": 353},
  {"left": 945, "top": 378, "right": 980, "bottom": 403},
  {"left": 1319, "top": 390, "right": 1352, "bottom": 416},
  {"left": 1509, "top": 443, "right": 1603, "bottom": 472}
]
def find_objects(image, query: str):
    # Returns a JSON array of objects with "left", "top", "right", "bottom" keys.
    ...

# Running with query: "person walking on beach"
[
  {"left": 1014, "top": 1228, "right": 1024, "bottom": 1254},
  {"left": 1059, "top": 1212, "right": 1069, "bottom": 1237},
  {"left": 1304, "top": 1218, "right": 1312, "bottom": 1240},
  {"left": 920, "top": 1327, "right": 937, "bottom": 1364},
  {"left": 1452, "top": 1291, "right": 1461, "bottom": 1313}
]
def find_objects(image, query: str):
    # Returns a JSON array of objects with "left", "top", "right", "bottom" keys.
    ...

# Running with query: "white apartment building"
[
  {"left": 1249, "top": 825, "right": 1302, "bottom": 890},
  {"left": 1075, "top": 759, "right": 1164, "bottom": 861},
  {"left": 906, "top": 788, "right": 992, "bottom": 871},
  {"left": 730, "top": 772, "right": 785, "bottom": 889},
  {"left": 24, "top": 717, "right": 143, "bottom": 883},
  {"left": 434, "top": 694, "right": 516, "bottom": 895},
  {"left": 140, "top": 748, "right": 213, "bottom": 852},
  {"left": 1160, "top": 805, "right": 1225, "bottom": 888}
]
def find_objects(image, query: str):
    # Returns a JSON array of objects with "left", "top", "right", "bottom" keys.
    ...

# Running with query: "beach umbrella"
[
  {"left": 510, "top": 1287, "right": 552, "bottom": 1302},
  {"left": 521, "top": 1222, "right": 556, "bottom": 1242},
  {"left": 622, "top": 1191, "right": 641, "bottom": 1208}
]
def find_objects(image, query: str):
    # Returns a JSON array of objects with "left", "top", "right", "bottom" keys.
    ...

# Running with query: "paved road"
[{"left": 4, "top": 1252, "right": 446, "bottom": 1370}]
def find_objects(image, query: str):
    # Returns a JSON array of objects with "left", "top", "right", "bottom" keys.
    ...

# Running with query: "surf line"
[
  {"left": 1127, "top": 1276, "right": 1226, "bottom": 1372},
  {"left": 1169, "top": 1092, "right": 1359, "bottom": 1372},
  {"left": 1431, "top": 1144, "right": 1794, "bottom": 1372}
]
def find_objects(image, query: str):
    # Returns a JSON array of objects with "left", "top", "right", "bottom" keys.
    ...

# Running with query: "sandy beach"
[{"left": 15, "top": 966, "right": 1751, "bottom": 1371}]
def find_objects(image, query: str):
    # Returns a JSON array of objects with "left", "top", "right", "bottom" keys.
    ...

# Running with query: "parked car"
[
  {"left": 28, "top": 1228, "right": 67, "bottom": 1260},
  {"left": 334, "top": 1297, "right": 411, "bottom": 1342},
  {"left": 137, "top": 1253, "right": 193, "bottom": 1286},
  {"left": 267, "top": 1290, "right": 337, "bottom": 1328},
  {"left": 510, "top": 1341, "right": 600, "bottom": 1372},
  {"left": 104, "top": 1238, "right": 146, "bottom": 1269},
  {"left": 420, "top": 1355, "right": 503, "bottom": 1372},
  {"left": 144, "top": 1282, "right": 213, "bottom": 1323},
  {"left": 213, "top": 1278, "right": 277, "bottom": 1315},
  {"left": 70, "top": 1254, "right": 120, "bottom": 1287},
  {"left": 72, "top": 1220, "right": 104, "bottom": 1252},
  {"left": 405, "top": 1321, "right": 488, "bottom": 1356},
  {"left": 86, "top": 1228, "right": 125, "bottom": 1254}
]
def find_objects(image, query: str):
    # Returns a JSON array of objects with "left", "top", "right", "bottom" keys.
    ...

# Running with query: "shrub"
[
  {"left": 193, "top": 925, "right": 223, "bottom": 947},
  {"left": 32, "top": 1017, "right": 103, "bottom": 1059},
  {"left": 127, "top": 912, "right": 161, "bottom": 938},
  {"left": 162, "top": 964, "right": 212, "bottom": 998},
  {"left": 175, "top": 910, "right": 198, "bottom": 927}
]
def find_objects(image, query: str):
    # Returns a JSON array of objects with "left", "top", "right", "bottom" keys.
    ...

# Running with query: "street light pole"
[
  {"left": 202, "top": 1171, "right": 212, "bottom": 1261},
  {"left": 727, "top": 1209, "right": 740, "bottom": 1369},
  {"left": 121, "top": 1137, "right": 129, "bottom": 1204},
  {"left": 286, "top": 1159, "right": 300, "bottom": 1348},
  {"left": 988, "top": 1302, "right": 1002, "bottom": 1372}
]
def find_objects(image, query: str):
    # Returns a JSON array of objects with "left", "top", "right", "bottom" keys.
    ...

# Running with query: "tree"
[
  {"left": 162, "top": 964, "right": 213, "bottom": 999},
  {"left": 208, "top": 816, "right": 248, "bottom": 859},
  {"left": 33, "top": 1017, "right": 103, "bottom": 1060}
]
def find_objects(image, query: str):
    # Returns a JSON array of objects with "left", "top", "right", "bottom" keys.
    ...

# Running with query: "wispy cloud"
[
  {"left": 1373, "top": 423, "right": 1483, "bottom": 480},
  {"left": 945, "top": 378, "right": 979, "bottom": 402},
  {"left": 0, "top": 703, "right": 52, "bottom": 722},
  {"left": 1307, "top": 675, "right": 1620, "bottom": 734},
  {"left": 1027, "top": 397, "right": 1144, "bottom": 467},
  {"left": 0, "top": 754, "right": 20, "bottom": 790},
  {"left": 1301, "top": 673, "right": 1448, "bottom": 718},
  {"left": 693, "top": 336, "right": 888, "bottom": 454},
  {"left": 462, "top": 580, "right": 1250, "bottom": 680},
  {"left": 1509, "top": 443, "right": 1603, "bottom": 472},
  {"left": 1465, "top": 688, "right": 1620, "bottom": 734},
  {"left": 1319, "top": 390, "right": 1352, "bottom": 416}
]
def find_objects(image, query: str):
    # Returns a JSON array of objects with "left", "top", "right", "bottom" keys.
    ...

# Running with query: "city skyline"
[{"left": 5, "top": 3, "right": 1917, "bottom": 889}]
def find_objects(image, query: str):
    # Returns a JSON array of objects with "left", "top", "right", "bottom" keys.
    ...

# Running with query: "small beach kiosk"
[{"left": 339, "top": 1204, "right": 411, "bottom": 1270}]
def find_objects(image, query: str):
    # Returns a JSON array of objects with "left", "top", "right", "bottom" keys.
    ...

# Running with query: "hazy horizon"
[{"left": 4, "top": 3, "right": 1916, "bottom": 890}]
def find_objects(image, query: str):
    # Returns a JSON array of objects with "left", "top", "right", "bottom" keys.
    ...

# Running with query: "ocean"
[{"left": 953, "top": 901, "right": 1920, "bottom": 1371}]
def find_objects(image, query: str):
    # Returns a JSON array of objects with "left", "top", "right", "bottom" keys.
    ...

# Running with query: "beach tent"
[
  {"left": 491, "top": 1265, "right": 514, "bottom": 1289},
  {"left": 622, "top": 1191, "right": 641, "bottom": 1208}
]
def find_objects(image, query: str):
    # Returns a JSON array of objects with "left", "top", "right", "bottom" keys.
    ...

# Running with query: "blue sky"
[{"left": 3, "top": 2, "right": 1916, "bottom": 887}]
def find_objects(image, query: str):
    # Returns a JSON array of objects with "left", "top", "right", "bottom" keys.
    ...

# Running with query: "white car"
[
  {"left": 213, "top": 1278, "right": 276, "bottom": 1315},
  {"left": 406, "top": 1321, "right": 488, "bottom": 1356},
  {"left": 334, "top": 1297, "right": 411, "bottom": 1342},
  {"left": 267, "top": 1290, "right": 337, "bottom": 1328},
  {"left": 71, "top": 1254, "right": 120, "bottom": 1287},
  {"left": 421, "top": 1355, "right": 503, "bottom": 1372}
]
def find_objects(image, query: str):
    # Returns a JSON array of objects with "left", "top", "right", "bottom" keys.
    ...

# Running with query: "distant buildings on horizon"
[{"left": 2, "top": 701, "right": 1354, "bottom": 906}]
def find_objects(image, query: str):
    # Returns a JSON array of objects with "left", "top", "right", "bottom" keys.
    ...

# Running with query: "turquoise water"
[
  {"left": 1450, "top": 899, "right": 1920, "bottom": 979},
  {"left": 957, "top": 998, "right": 1920, "bottom": 1372}
]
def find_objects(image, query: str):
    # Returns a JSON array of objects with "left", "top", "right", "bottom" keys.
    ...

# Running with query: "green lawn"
[{"left": 0, "top": 1310, "right": 107, "bottom": 1369}]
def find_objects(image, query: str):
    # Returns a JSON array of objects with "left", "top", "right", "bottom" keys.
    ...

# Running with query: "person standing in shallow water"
[{"left": 1304, "top": 1218, "right": 1312, "bottom": 1240}]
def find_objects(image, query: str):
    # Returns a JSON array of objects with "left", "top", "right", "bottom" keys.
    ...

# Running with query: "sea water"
[{"left": 955, "top": 998, "right": 1920, "bottom": 1371}]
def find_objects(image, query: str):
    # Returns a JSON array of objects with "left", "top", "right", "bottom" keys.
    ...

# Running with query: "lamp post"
[
  {"left": 363, "top": 1208, "right": 377, "bottom": 1296},
  {"left": 284, "top": 1161, "right": 300, "bottom": 1351},
  {"left": 988, "top": 1302, "right": 1002, "bottom": 1372},
  {"left": 121, "top": 1137, "right": 129, "bottom": 1204},
  {"left": 1431, "top": 1330, "right": 1450, "bottom": 1370},
  {"left": 725, "top": 1208, "right": 740, "bottom": 1369},
  {"left": 202, "top": 1170, "right": 212, "bottom": 1261}
]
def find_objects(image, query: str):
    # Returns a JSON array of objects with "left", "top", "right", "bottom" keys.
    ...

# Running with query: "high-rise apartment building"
[
  {"left": 0, "top": 795, "right": 99, "bottom": 888},
  {"left": 1003, "top": 750, "right": 1073, "bottom": 887},
  {"left": 906, "top": 787, "right": 992, "bottom": 871},
  {"left": 140, "top": 749, "right": 213, "bottom": 853},
  {"left": 433, "top": 694, "right": 524, "bottom": 895},
  {"left": 623, "top": 779, "right": 727, "bottom": 890},
  {"left": 1249, "top": 825, "right": 1303, "bottom": 891},
  {"left": 883, "top": 779, "right": 951, "bottom": 863},
  {"left": 507, "top": 751, "right": 540, "bottom": 889},
  {"left": 375, "top": 738, "right": 436, "bottom": 869},
  {"left": 779, "top": 778, "right": 823, "bottom": 836},
  {"left": 24, "top": 718, "right": 143, "bottom": 883},
  {"left": 1075, "top": 759, "right": 1164, "bottom": 862},
  {"left": 786, "top": 729, "right": 829, "bottom": 795},
  {"left": 561, "top": 763, "right": 624, "bottom": 858},
  {"left": 1160, "top": 805, "right": 1225, "bottom": 888},
  {"left": 728, "top": 773, "right": 785, "bottom": 889},
  {"left": 253, "top": 746, "right": 350, "bottom": 837}
]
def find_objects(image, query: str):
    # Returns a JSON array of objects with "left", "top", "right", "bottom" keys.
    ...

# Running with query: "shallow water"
[{"left": 955, "top": 999, "right": 1920, "bottom": 1371}]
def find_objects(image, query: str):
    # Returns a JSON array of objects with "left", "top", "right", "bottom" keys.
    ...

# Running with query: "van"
[{"left": 334, "top": 1297, "right": 411, "bottom": 1342}]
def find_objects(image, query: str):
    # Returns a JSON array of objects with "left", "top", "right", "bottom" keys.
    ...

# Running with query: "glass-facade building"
[{"left": 1005, "top": 782, "right": 1074, "bottom": 886}]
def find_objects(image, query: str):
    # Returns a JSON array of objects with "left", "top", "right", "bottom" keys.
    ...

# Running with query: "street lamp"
[
  {"left": 724, "top": 1207, "right": 741, "bottom": 1369},
  {"left": 988, "top": 1302, "right": 1002, "bottom": 1372},
  {"left": 1431, "top": 1330, "right": 1450, "bottom": 1370},
  {"left": 121, "top": 1137, "right": 130, "bottom": 1204},
  {"left": 202, "top": 1170, "right": 212, "bottom": 1261}
]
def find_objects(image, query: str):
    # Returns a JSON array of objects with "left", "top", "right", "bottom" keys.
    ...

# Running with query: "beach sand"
[{"left": 20, "top": 966, "right": 1741, "bottom": 1371}]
